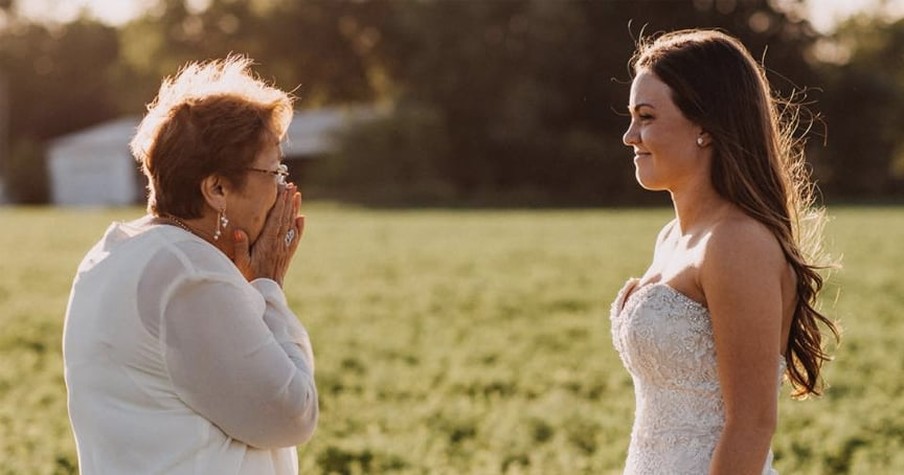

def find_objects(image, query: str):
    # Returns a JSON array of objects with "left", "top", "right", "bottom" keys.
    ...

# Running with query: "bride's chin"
[
  {"left": 634, "top": 172, "right": 662, "bottom": 191},
  {"left": 637, "top": 181, "right": 668, "bottom": 192}
]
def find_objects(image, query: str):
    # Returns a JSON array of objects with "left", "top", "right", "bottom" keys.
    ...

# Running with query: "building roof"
[
  {"left": 49, "top": 106, "right": 380, "bottom": 160},
  {"left": 50, "top": 116, "right": 141, "bottom": 153},
  {"left": 283, "top": 106, "right": 380, "bottom": 157}
]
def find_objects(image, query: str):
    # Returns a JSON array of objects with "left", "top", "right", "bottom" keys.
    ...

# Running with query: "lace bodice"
[{"left": 610, "top": 278, "right": 780, "bottom": 475}]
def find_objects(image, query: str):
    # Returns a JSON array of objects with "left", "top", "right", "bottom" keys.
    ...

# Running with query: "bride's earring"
[
  {"left": 696, "top": 136, "right": 704, "bottom": 147},
  {"left": 214, "top": 208, "right": 228, "bottom": 241}
]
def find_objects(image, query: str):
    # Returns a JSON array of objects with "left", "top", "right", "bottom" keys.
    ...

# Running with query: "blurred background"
[
  {"left": 3, "top": 2, "right": 904, "bottom": 473},
  {"left": 1, "top": 0, "right": 902, "bottom": 208}
]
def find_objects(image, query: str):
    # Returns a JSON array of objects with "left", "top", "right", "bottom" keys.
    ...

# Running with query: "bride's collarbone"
[{"left": 637, "top": 265, "right": 705, "bottom": 306}]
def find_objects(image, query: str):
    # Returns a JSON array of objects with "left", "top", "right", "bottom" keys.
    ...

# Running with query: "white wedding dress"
[{"left": 610, "top": 278, "right": 781, "bottom": 475}]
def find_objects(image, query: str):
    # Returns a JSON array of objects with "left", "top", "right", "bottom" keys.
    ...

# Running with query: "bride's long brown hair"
[{"left": 631, "top": 29, "right": 840, "bottom": 398}]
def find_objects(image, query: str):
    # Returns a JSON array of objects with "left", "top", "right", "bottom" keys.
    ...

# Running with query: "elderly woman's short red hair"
[{"left": 131, "top": 55, "right": 294, "bottom": 218}]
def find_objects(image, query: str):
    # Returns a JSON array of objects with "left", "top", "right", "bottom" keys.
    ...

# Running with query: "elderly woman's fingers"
[
  {"left": 281, "top": 188, "right": 302, "bottom": 250},
  {"left": 282, "top": 185, "right": 296, "bottom": 230},
  {"left": 261, "top": 185, "right": 289, "bottom": 241},
  {"left": 291, "top": 187, "right": 301, "bottom": 219},
  {"left": 289, "top": 215, "right": 305, "bottom": 253}
]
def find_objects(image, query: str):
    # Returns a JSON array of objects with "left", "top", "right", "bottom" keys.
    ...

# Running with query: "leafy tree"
[
  {"left": 813, "top": 15, "right": 904, "bottom": 197},
  {"left": 116, "top": 0, "right": 390, "bottom": 113},
  {"left": 0, "top": 17, "right": 120, "bottom": 202},
  {"left": 334, "top": 0, "right": 820, "bottom": 204},
  {"left": 6, "top": 0, "right": 903, "bottom": 204},
  {"left": 0, "top": 0, "right": 390, "bottom": 202}
]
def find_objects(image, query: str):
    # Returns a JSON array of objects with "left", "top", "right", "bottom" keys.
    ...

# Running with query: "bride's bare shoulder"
[{"left": 703, "top": 212, "right": 784, "bottom": 273}]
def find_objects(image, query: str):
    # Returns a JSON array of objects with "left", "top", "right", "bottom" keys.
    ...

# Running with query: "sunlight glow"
[
  {"left": 10, "top": 0, "right": 904, "bottom": 31},
  {"left": 806, "top": 0, "right": 904, "bottom": 32},
  {"left": 14, "top": 0, "right": 210, "bottom": 26}
]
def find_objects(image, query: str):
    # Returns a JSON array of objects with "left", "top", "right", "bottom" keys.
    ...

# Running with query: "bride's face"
[{"left": 623, "top": 70, "right": 708, "bottom": 192}]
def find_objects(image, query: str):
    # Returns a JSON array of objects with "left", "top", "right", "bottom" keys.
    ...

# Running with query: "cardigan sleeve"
[{"left": 160, "top": 272, "right": 318, "bottom": 449}]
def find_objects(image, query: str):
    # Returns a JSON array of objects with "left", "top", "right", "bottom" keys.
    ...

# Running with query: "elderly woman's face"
[{"left": 227, "top": 136, "right": 284, "bottom": 245}]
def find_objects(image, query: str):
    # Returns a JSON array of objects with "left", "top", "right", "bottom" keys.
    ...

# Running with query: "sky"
[
  {"left": 10, "top": 0, "right": 904, "bottom": 33},
  {"left": 12, "top": 0, "right": 207, "bottom": 26},
  {"left": 804, "top": 0, "right": 904, "bottom": 31}
]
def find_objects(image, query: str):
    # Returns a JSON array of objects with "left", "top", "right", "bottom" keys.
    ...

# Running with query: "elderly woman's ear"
[{"left": 200, "top": 174, "right": 229, "bottom": 212}]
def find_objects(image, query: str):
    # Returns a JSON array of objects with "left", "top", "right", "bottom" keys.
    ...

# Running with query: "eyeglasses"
[{"left": 245, "top": 163, "right": 289, "bottom": 185}]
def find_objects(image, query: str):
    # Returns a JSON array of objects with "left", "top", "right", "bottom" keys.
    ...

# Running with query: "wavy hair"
[{"left": 630, "top": 29, "right": 839, "bottom": 398}]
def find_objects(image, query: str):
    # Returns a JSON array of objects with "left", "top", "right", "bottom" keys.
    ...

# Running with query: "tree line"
[{"left": 0, "top": 0, "right": 901, "bottom": 204}]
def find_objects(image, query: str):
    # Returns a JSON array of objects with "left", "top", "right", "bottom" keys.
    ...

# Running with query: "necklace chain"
[{"left": 160, "top": 214, "right": 211, "bottom": 241}]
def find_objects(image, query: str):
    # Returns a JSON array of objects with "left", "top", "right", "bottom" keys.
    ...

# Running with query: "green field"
[{"left": 1, "top": 205, "right": 901, "bottom": 474}]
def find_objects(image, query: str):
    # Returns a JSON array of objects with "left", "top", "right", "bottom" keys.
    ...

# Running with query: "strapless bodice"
[{"left": 610, "top": 278, "right": 781, "bottom": 475}]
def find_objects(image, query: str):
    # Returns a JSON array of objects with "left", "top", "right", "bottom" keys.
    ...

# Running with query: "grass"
[{"left": 0, "top": 204, "right": 901, "bottom": 474}]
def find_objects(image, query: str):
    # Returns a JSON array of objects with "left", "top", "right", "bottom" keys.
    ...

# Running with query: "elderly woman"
[{"left": 63, "top": 56, "right": 317, "bottom": 475}]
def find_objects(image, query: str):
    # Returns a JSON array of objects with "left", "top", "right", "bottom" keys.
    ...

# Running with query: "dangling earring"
[
  {"left": 214, "top": 208, "right": 228, "bottom": 241},
  {"left": 696, "top": 137, "right": 704, "bottom": 147}
]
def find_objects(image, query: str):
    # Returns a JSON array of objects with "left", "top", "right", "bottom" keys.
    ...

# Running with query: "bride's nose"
[{"left": 623, "top": 121, "right": 639, "bottom": 146}]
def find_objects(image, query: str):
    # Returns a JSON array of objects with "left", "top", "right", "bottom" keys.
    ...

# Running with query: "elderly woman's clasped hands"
[{"left": 234, "top": 183, "right": 304, "bottom": 286}]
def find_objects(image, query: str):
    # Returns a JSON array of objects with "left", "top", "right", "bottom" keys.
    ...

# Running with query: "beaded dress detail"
[{"left": 610, "top": 278, "right": 781, "bottom": 475}]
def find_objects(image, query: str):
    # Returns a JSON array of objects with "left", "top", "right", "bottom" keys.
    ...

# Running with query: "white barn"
[
  {"left": 48, "top": 117, "right": 142, "bottom": 206},
  {"left": 47, "top": 106, "right": 379, "bottom": 206}
]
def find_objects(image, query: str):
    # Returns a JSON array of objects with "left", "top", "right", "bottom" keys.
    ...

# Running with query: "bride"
[{"left": 610, "top": 29, "right": 839, "bottom": 474}]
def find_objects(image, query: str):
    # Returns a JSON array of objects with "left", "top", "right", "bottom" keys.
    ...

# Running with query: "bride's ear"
[
  {"left": 199, "top": 175, "right": 228, "bottom": 211},
  {"left": 696, "top": 129, "right": 712, "bottom": 148}
]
